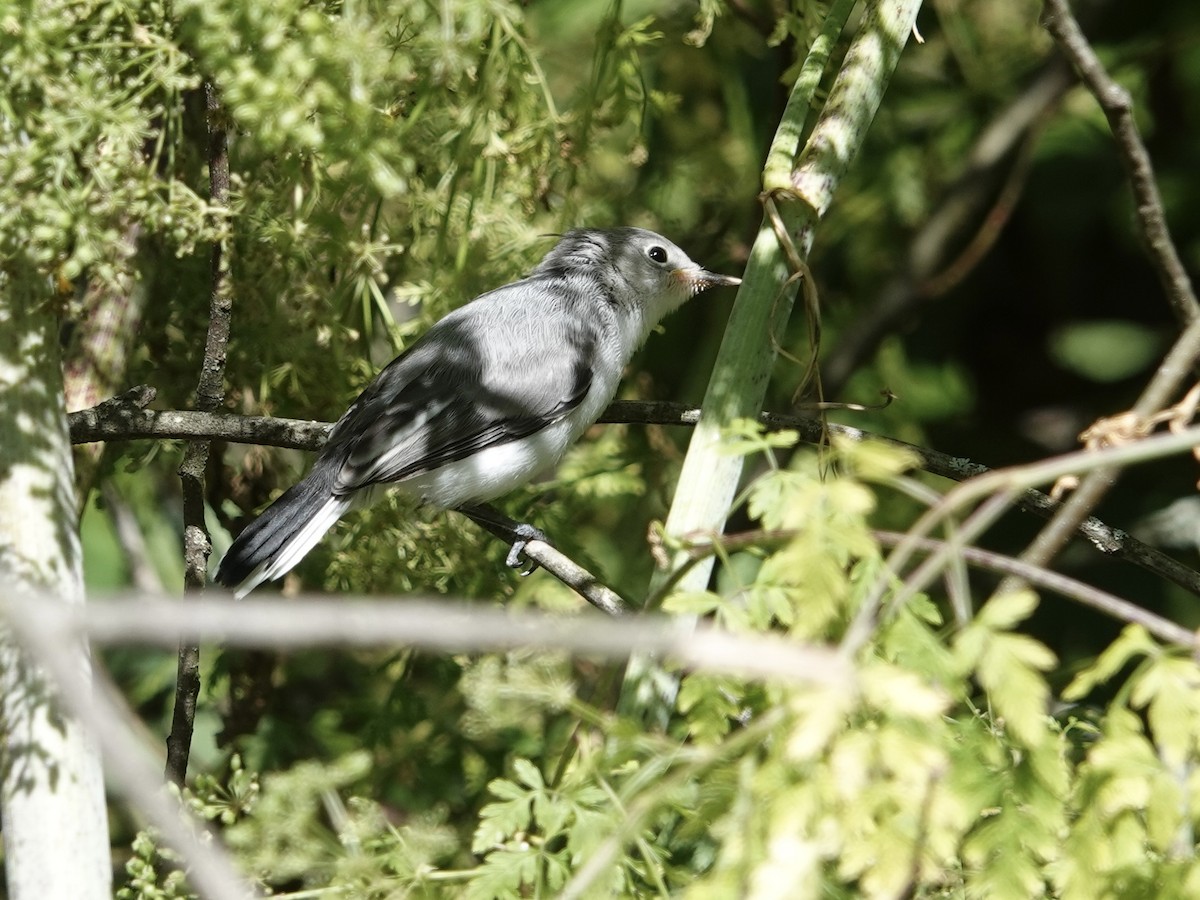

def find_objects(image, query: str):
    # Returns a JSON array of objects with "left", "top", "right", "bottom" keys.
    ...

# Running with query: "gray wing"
[{"left": 324, "top": 278, "right": 598, "bottom": 495}]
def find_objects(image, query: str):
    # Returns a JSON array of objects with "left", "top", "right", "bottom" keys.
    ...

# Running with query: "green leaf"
[
  {"left": 976, "top": 590, "right": 1039, "bottom": 632},
  {"left": 831, "top": 435, "right": 920, "bottom": 481},
  {"left": 786, "top": 685, "right": 855, "bottom": 762},
  {"left": 473, "top": 779, "right": 533, "bottom": 853},
  {"left": 678, "top": 674, "right": 744, "bottom": 743},
  {"left": 718, "top": 417, "right": 799, "bottom": 457},
  {"left": 511, "top": 757, "right": 544, "bottom": 791},
  {"left": 978, "top": 632, "right": 1057, "bottom": 747},
  {"left": 663, "top": 590, "right": 724, "bottom": 617},
  {"left": 533, "top": 789, "right": 570, "bottom": 837},
  {"left": 1063, "top": 624, "right": 1157, "bottom": 701},
  {"left": 860, "top": 661, "right": 950, "bottom": 720},
  {"left": 1133, "top": 656, "right": 1200, "bottom": 767},
  {"left": 465, "top": 847, "right": 542, "bottom": 900}
]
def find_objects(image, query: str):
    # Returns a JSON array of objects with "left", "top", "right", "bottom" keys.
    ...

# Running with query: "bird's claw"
[{"left": 505, "top": 524, "right": 549, "bottom": 576}]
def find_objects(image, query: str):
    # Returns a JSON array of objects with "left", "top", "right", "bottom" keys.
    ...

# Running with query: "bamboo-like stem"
[{"left": 621, "top": 0, "right": 925, "bottom": 725}]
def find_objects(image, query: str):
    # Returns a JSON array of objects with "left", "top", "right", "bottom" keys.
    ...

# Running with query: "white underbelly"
[{"left": 397, "top": 416, "right": 581, "bottom": 508}]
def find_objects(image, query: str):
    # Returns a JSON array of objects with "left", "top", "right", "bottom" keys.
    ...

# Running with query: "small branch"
[
  {"left": 457, "top": 500, "right": 632, "bottom": 615},
  {"left": 69, "top": 395, "right": 331, "bottom": 450},
  {"left": 101, "top": 481, "right": 165, "bottom": 595},
  {"left": 871, "top": 530, "right": 1197, "bottom": 648},
  {"left": 167, "top": 80, "right": 232, "bottom": 788},
  {"left": 561, "top": 709, "right": 786, "bottom": 900},
  {"left": 1042, "top": 0, "right": 1199, "bottom": 325},
  {"left": 517, "top": 540, "right": 632, "bottom": 617},
  {"left": 844, "top": 425, "right": 1200, "bottom": 654},
  {"left": 655, "top": 518, "right": 1198, "bottom": 648}
]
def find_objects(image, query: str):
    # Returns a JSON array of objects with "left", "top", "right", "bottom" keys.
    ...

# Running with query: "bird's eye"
[{"left": 646, "top": 245, "right": 668, "bottom": 264}]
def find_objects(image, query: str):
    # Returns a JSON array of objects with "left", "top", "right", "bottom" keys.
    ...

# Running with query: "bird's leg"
[{"left": 457, "top": 503, "right": 550, "bottom": 575}]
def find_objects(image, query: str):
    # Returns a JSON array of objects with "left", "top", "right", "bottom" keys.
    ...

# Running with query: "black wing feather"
[{"left": 324, "top": 278, "right": 599, "bottom": 495}]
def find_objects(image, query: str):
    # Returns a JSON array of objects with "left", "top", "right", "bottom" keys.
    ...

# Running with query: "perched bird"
[{"left": 216, "top": 227, "right": 740, "bottom": 597}]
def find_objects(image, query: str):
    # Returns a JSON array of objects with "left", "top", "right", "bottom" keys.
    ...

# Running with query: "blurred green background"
[{"left": 14, "top": 0, "right": 1197, "bottom": 889}]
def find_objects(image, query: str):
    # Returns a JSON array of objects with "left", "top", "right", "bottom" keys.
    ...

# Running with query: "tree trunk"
[{"left": 0, "top": 278, "right": 112, "bottom": 897}]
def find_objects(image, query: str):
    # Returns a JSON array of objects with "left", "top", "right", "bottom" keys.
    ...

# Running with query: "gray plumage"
[{"left": 216, "top": 226, "right": 740, "bottom": 596}]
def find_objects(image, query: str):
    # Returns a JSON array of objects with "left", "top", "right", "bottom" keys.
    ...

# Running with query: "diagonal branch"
[
  {"left": 997, "top": 0, "right": 1200, "bottom": 594},
  {"left": 660, "top": 526, "right": 1198, "bottom": 648},
  {"left": 1041, "top": 0, "right": 1199, "bottom": 326},
  {"left": 2, "top": 591, "right": 257, "bottom": 900},
  {"left": 873, "top": 531, "right": 1198, "bottom": 648}
]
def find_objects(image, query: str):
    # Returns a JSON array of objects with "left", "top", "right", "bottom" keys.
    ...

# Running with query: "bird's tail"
[{"left": 216, "top": 465, "right": 353, "bottom": 598}]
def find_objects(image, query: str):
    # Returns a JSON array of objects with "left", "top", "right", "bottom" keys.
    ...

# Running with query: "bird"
[{"left": 215, "top": 226, "right": 741, "bottom": 597}]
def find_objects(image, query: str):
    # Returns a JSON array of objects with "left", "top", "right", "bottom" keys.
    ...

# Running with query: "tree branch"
[
  {"left": 1041, "top": 0, "right": 1199, "bottom": 326},
  {"left": 1, "top": 588, "right": 257, "bottom": 900},
  {"left": 873, "top": 530, "right": 1197, "bottom": 648},
  {"left": 68, "top": 387, "right": 331, "bottom": 449},
  {"left": 14, "top": 592, "right": 850, "bottom": 689},
  {"left": 67, "top": 395, "right": 1200, "bottom": 599},
  {"left": 660, "top": 525, "right": 1197, "bottom": 648}
]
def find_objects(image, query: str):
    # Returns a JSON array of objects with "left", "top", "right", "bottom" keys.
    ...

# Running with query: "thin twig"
[
  {"left": 872, "top": 530, "right": 1199, "bottom": 648},
  {"left": 561, "top": 710, "right": 787, "bottom": 900},
  {"left": 998, "top": 0, "right": 1200, "bottom": 593},
  {"left": 1041, "top": 0, "right": 1199, "bottom": 325},
  {"left": 457, "top": 501, "right": 631, "bottom": 614},
  {"left": 66, "top": 397, "right": 1200, "bottom": 598},
  {"left": 846, "top": 425, "right": 1200, "bottom": 653},
  {"left": 521, "top": 540, "right": 630, "bottom": 616},
  {"left": 101, "top": 481, "right": 165, "bottom": 595},
  {"left": 844, "top": 489, "right": 1017, "bottom": 656},
  {"left": 672, "top": 525, "right": 1197, "bottom": 648},
  {"left": 167, "top": 80, "right": 232, "bottom": 787}
]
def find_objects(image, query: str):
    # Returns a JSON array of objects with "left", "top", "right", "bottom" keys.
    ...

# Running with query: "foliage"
[
  {"left": 6, "top": 0, "right": 1200, "bottom": 895},
  {"left": 112, "top": 443, "right": 1200, "bottom": 897}
]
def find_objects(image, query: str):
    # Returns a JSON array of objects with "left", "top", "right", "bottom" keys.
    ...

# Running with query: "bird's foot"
[
  {"left": 456, "top": 504, "right": 550, "bottom": 576},
  {"left": 505, "top": 523, "right": 550, "bottom": 575}
]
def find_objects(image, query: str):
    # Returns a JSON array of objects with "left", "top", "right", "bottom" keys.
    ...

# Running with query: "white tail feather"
[{"left": 232, "top": 496, "right": 353, "bottom": 599}]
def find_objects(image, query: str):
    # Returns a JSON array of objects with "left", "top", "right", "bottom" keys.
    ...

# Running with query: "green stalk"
[{"left": 622, "top": 0, "right": 926, "bottom": 723}]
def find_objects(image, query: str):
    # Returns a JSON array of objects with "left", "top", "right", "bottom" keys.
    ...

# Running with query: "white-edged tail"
[
  {"left": 228, "top": 496, "right": 352, "bottom": 598},
  {"left": 216, "top": 463, "right": 354, "bottom": 597}
]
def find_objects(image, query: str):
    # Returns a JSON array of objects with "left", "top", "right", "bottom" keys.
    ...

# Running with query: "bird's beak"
[{"left": 674, "top": 267, "right": 742, "bottom": 296}]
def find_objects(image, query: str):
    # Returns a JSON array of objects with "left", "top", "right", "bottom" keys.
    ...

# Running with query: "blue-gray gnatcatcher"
[{"left": 216, "top": 227, "right": 740, "bottom": 597}]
